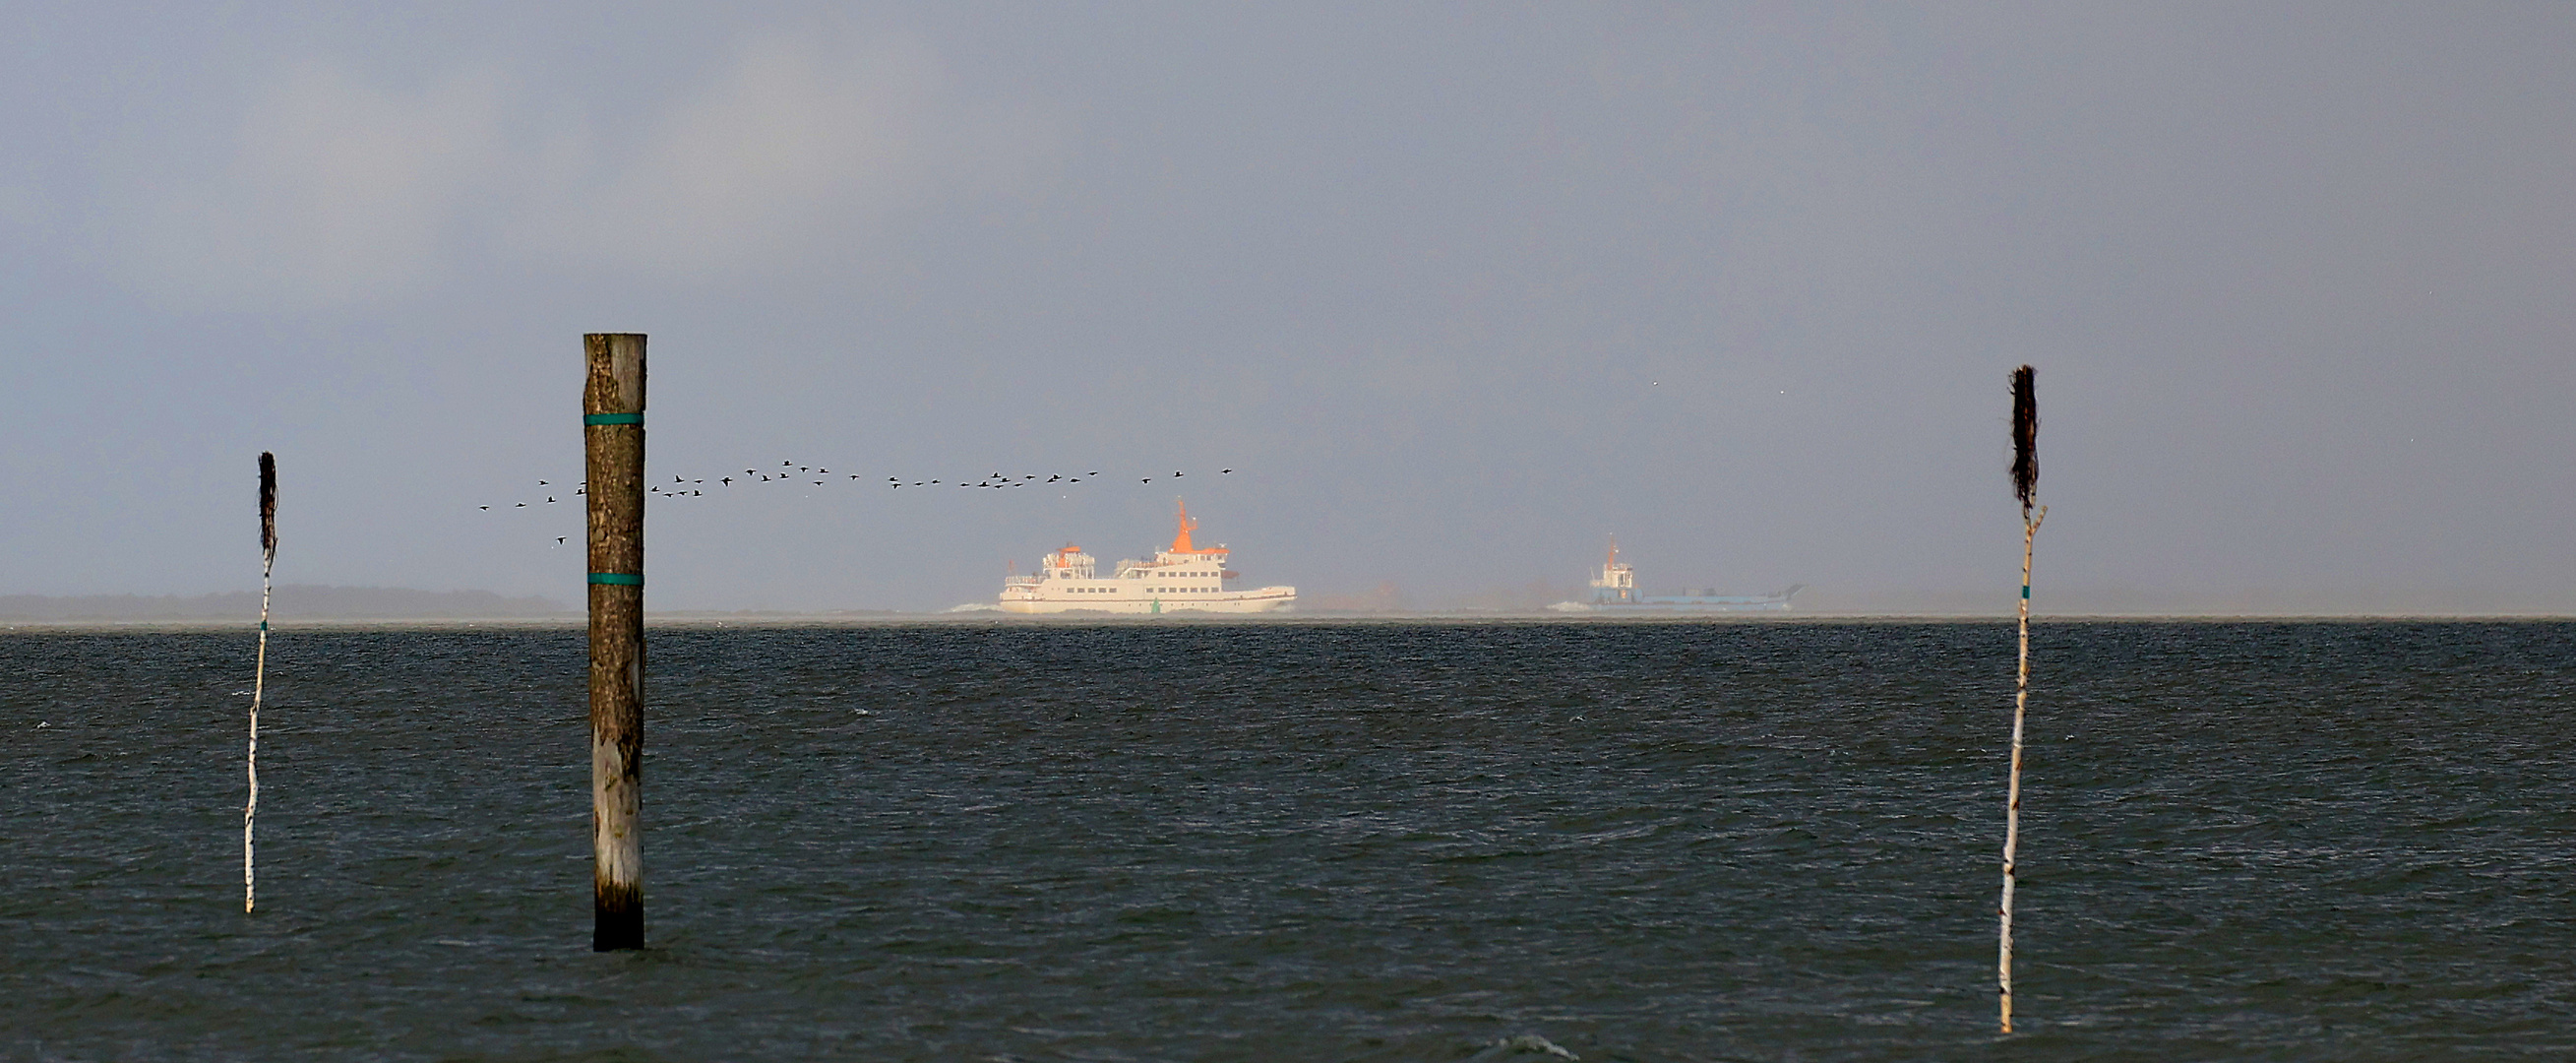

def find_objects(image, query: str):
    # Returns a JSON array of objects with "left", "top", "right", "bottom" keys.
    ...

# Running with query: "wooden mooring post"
[{"left": 583, "top": 333, "right": 646, "bottom": 951}]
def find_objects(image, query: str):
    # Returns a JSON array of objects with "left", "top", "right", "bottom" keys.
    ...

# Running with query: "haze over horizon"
[{"left": 6, "top": 3, "right": 2572, "bottom": 614}]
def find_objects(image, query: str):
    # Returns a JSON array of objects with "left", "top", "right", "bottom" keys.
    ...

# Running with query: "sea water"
[{"left": 4, "top": 621, "right": 2572, "bottom": 1060}]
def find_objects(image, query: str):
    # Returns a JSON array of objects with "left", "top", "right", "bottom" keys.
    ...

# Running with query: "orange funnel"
[{"left": 1169, "top": 499, "right": 1198, "bottom": 553}]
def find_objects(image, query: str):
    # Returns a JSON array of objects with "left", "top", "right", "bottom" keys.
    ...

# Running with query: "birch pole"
[
  {"left": 584, "top": 334, "right": 647, "bottom": 950},
  {"left": 1999, "top": 366, "right": 2044, "bottom": 1032},
  {"left": 247, "top": 452, "right": 276, "bottom": 913}
]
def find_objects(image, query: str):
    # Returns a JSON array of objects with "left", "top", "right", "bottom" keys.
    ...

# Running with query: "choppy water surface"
[{"left": 5, "top": 621, "right": 2574, "bottom": 1061}]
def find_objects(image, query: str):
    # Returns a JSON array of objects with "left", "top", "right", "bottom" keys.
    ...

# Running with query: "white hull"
[{"left": 998, "top": 588, "right": 1296, "bottom": 614}]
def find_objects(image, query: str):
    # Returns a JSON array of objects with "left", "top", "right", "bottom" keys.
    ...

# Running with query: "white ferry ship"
[{"left": 999, "top": 501, "right": 1296, "bottom": 614}]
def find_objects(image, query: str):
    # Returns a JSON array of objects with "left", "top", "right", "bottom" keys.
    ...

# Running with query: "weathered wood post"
[{"left": 583, "top": 333, "right": 646, "bottom": 951}]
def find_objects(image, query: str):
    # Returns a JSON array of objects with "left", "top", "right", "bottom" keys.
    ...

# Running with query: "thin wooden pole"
[
  {"left": 1998, "top": 362, "right": 2042, "bottom": 1032},
  {"left": 248, "top": 452, "right": 276, "bottom": 913},
  {"left": 1999, "top": 504, "right": 2043, "bottom": 1032},
  {"left": 583, "top": 334, "right": 646, "bottom": 951}
]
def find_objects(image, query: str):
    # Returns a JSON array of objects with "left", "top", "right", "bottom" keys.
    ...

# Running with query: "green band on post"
[
  {"left": 583, "top": 412, "right": 644, "bottom": 426},
  {"left": 258, "top": 621, "right": 269, "bottom": 631},
  {"left": 589, "top": 573, "right": 644, "bottom": 587},
  {"left": 2021, "top": 585, "right": 2031, "bottom": 599}
]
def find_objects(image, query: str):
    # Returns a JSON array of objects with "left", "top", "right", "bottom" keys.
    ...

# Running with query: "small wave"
[{"left": 1468, "top": 1034, "right": 1579, "bottom": 1060}]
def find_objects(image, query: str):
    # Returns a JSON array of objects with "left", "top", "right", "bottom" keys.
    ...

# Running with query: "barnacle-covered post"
[
  {"left": 584, "top": 334, "right": 647, "bottom": 950},
  {"left": 1998, "top": 365, "right": 2046, "bottom": 1032}
]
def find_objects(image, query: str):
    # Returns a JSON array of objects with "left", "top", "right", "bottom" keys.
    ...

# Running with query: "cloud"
[
  {"left": 517, "top": 35, "right": 941, "bottom": 276},
  {"left": 0, "top": 183, "right": 44, "bottom": 228},
  {"left": 110, "top": 62, "right": 510, "bottom": 310},
  {"left": 105, "top": 31, "right": 1055, "bottom": 310}
]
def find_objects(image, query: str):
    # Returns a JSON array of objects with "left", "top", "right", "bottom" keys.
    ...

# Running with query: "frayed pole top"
[{"left": 2008, "top": 366, "right": 2038, "bottom": 514}]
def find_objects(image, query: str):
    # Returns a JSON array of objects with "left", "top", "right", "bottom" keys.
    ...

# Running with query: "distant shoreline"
[
  {"left": 5, "top": 611, "right": 2571, "bottom": 632},
  {"left": 8, "top": 586, "right": 2569, "bottom": 626},
  {"left": 0, "top": 585, "right": 573, "bottom": 623}
]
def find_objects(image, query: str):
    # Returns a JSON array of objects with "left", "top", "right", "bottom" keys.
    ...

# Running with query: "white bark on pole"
[
  {"left": 1999, "top": 505, "right": 2043, "bottom": 1032},
  {"left": 248, "top": 452, "right": 276, "bottom": 914},
  {"left": 246, "top": 572, "right": 268, "bottom": 913}
]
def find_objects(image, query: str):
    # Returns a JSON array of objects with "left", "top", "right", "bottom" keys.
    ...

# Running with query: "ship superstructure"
[
  {"left": 999, "top": 501, "right": 1296, "bottom": 614},
  {"left": 1556, "top": 536, "right": 1801, "bottom": 612}
]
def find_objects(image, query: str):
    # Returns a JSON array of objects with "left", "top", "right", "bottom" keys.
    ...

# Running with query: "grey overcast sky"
[{"left": 4, "top": 3, "right": 2572, "bottom": 612}]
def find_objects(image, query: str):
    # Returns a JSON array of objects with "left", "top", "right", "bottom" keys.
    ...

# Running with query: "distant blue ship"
[{"left": 1551, "top": 537, "right": 1802, "bottom": 612}]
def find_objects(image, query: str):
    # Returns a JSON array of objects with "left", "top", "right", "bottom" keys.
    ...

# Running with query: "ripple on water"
[{"left": 3, "top": 621, "right": 2573, "bottom": 1060}]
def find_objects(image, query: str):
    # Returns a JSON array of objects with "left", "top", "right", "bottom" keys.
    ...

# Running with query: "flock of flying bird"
[{"left": 477, "top": 463, "right": 1238, "bottom": 545}]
